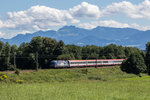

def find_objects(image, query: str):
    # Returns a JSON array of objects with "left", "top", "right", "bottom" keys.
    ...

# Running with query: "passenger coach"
[{"left": 50, "top": 59, "right": 125, "bottom": 68}]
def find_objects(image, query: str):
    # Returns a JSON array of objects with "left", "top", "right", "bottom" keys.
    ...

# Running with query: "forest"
[{"left": 0, "top": 36, "right": 150, "bottom": 75}]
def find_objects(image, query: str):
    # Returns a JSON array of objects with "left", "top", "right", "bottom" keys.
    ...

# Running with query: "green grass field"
[{"left": 0, "top": 66, "right": 150, "bottom": 100}]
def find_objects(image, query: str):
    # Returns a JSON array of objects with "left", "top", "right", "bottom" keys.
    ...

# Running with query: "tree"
[
  {"left": 145, "top": 42, "right": 150, "bottom": 74},
  {"left": 124, "top": 47, "right": 141, "bottom": 58},
  {"left": 87, "top": 53, "right": 99, "bottom": 59},
  {"left": 16, "top": 42, "right": 31, "bottom": 69},
  {"left": 0, "top": 42, "right": 11, "bottom": 70},
  {"left": 42, "top": 37, "right": 57, "bottom": 57},
  {"left": 57, "top": 54, "right": 72, "bottom": 60},
  {"left": 81, "top": 45, "right": 89, "bottom": 59},
  {"left": 66, "top": 45, "right": 82, "bottom": 59},
  {"left": 115, "top": 46, "right": 126, "bottom": 59},
  {"left": 41, "top": 37, "right": 57, "bottom": 68},
  {"left": 0, "top": 41, "right": 4, "bottom": 70},
  {"left": 121, "top": 52, "right": 147, "bottom": 75},
  {"left": 0, "top": 41, "right": 4, "bottom": 55},
  {"left": 54, "top": 40, "right": 67, "bottom": 59},
  {"left": 81, "top": 45, "right": 100, "bottom": 59},
  {"left": 10, "top": 44, "right": 18, "bottom": 68},
  {"left": 30, "top": 36, "right": 44, "bottom": 53},
  {"left": 102, "top": 44, "right": 116, "bottom": 59}
]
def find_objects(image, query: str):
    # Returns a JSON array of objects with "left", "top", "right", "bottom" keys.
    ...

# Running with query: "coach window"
[{"left": 103, "top": 61, "right": 108, "bottom": 63}]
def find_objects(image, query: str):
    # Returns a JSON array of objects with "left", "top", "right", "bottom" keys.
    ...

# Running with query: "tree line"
[{"left": 0, "top": 36, "right": 149, "bottom": 75}]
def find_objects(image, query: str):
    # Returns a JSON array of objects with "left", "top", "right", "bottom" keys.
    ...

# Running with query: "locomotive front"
[{"left": 50, "top": 60, "right": 70, "bottom": 68}]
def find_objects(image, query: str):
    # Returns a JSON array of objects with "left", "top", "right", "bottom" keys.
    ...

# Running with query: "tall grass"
[
  {"left": 0, "top": 81, "right": 150, "bottom": 100},
  {"left": 0, "top": 66, "right": 150, "bottom": 100},
  {"left": 5, "top": 66, "right": 137, "bottom": 83}
]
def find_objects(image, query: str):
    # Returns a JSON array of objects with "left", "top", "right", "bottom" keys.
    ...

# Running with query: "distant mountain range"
[{"left": 0, "top": 26, "right": 150, "bottom": 49}]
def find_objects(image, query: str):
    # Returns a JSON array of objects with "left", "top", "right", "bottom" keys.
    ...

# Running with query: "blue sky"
[{"left": 0, "top": 0, "right": 150, "bottom": 38}]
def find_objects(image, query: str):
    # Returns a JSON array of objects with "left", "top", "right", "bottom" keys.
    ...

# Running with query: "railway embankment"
[{"left": 0, "top": 66, "right": 139, "bottom": 83}]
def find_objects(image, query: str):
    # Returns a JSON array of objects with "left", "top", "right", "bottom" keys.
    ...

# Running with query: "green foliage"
[
  {"left": 81, "top": 69, "right": 88, "bottom": 74},
  {"left": 30, "top": 36, "right": 44, "bottom": 53},
  {"left": 0, "top": 41, "right": 4, "bottom": 56},
  {"left": 121, "top": 52, "right": 147, "bottom": 75},
  {"left": 66, "top": 45, "right": 82, "bottom": 59},
  {"left": 99, "top": 44, "right": 126, "bottom": 59},
  {"left": 57, "top": 54, "right": 72, "bottom": 60},
  {"left": 41, "top": 37, "right": 57, "bottom": 59},
  {"left": 87, "top": 53, "right": 99, "bottom": 59},
  {"left": 82, "top": 45, "right": 100, "bottom": 59},
  {"left": 88, "top": 75, "right": 102, "bottom": 80},
  {"left": 0, "top": 77, "right": 3, "bottom": 81},
  {"left": 0, "top": 42, "right": 11, "bottom": 70},
  {"left": 54, "top": 40, "right": 66, "bottom": 56},
  {"left": 15, "top": 69, "right": 20, "bottom": 75},
  {"left": 145, "top": 42, "right": 150, "bottom": 74}
]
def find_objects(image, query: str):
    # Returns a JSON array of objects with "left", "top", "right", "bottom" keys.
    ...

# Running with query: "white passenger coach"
[{"left": 50, "top": 59, "right": 125, "bottom": 68}]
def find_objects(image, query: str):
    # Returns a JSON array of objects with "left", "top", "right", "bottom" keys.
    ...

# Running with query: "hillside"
[{"left": 1, "top": 66, "right": 137, "bottom": 83}]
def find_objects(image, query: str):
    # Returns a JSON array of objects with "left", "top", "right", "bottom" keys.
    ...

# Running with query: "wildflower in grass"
[
  {"left": 2, "top": 75, "right": 7, "bottom": 79},
  {"left": 16, "top": 80, "right": 24, "bottom": 84}
]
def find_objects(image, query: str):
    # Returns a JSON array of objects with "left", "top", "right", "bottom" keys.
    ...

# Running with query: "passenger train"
[{"left": 50, "top": 59, "right": 125, "bottom": 68}]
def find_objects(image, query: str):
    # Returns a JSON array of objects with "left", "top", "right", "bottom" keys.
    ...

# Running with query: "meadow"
[{"left": 0, "top": 66, "right": 150, "bottom": 100}]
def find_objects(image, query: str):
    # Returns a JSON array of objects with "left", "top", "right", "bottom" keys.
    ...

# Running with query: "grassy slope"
[
  {"left": 0, "top": 66, "right": 150, "bottom": 100},
  {"left": 5, "top": 66, "right": 137, "bottom": 83}
]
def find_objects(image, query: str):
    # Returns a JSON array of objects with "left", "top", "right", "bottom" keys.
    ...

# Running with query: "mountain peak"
[{"left": 58, "top": 25, "right": 77, "bottom": 31}]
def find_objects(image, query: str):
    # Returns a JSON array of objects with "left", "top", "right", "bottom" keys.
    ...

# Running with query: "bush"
[
  {"left": 81, "top": 69, "right": 88, "bottom": 74},
  {"left": 15, "top": 69, "right": 20, "bottom": 75},
  {"left": 88, "top": 74, "right": 102, "bottom": 80},
  {"left": 121, "top": 52, "right": 147, "bottom": 75}
]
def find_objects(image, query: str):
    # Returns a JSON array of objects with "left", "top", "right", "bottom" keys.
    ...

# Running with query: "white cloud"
[
  {"left": 0, "top": 30, "right": 33, "bottom": 39},
  {"left": 129, "top": 23, "right": 150, "bottom": 31},
  {"left": 78, "top": 20, "right": 150, "bottom": 31},
  {"left": 3, "top": 5, "right": 78, "bottom": 31},
  {"left": 0, "top": 2, "right": 101, "bottom": 32},
  {"left": 101, "top": 0, "right": 150, "bottom": 19},
  {"left": 78, "top": 20, "right": 130, "bottom": 29},
  {"left": 69, "top": 2, "right": 101, "bottom": 19},
  {"left": 0, "top": 20, "right": 3, "bottom": 28},
  {"left": 0, "top": 31, "right": 5, "bottom": 37}
]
